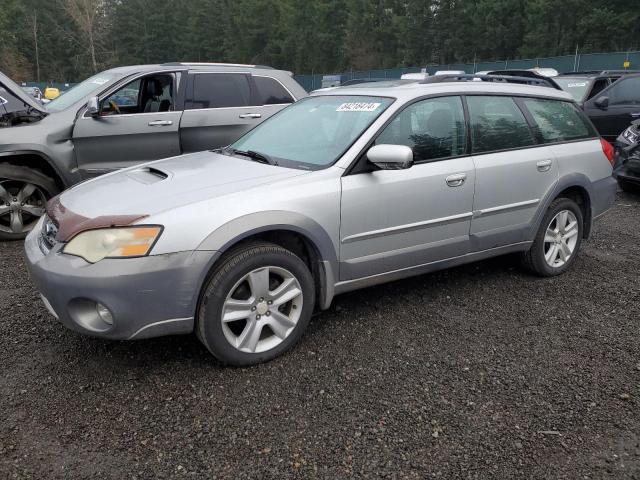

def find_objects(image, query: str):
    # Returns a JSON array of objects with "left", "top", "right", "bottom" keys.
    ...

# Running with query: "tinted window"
[
  {"left": 467, "top": 96, "right": 535, "bottom": 153},
  {"left": 187, "top": 73, "right": 251, "bottom": 109},
  {"left": 608, "top": 77, "right": 640, "bottom": 106},
  {"left": 524, "top": 98, "right": 594, "bottom": 142},
  {"left": 254, "top": 76, "right": 294, "bottom": 105},
  {"left": 376, "top": 96, "right": 466, "bottom": 162}
]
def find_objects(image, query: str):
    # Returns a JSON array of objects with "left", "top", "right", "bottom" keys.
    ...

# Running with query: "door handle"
[
  {"left": 537, "top": 159, "right": 553, "bottom": 172},
  {"left": 239, "top": 113, "right": 262, "bottom": 119},
  {"left": 445, "top": 173, "right": 466, "bottom": 187},
  {"left": 148, "top": 120, "right": 173, "bottom": 126}
]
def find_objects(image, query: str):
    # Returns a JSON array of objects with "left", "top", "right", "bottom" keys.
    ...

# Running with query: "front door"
[
  {"left": 340, "top": 96, "right": 475, "bottom": 280},
  {"left": 72, "top": 73, "right": 182, "bottom": 174},
  {"left": 584, "top": 76, "right": 640, "bottom": 142}
]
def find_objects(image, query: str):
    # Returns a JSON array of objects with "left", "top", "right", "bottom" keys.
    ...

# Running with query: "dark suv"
[
  {"left": 0, "top": 63, "right": 307, "bottom": 240},
  {"left": 555, "top": 71, "right": 640, "bottom": 141}
]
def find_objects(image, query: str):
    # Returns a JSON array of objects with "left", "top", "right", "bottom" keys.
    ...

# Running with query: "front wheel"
[
  {"left": 0, "top": 164, "right": 58, "bottom": 241},
  {"left": 522, "top": 198, "right": 584, "bottom": 277},
  {"left": 197, "top": 242, "right": 315, "bottom": 366}
]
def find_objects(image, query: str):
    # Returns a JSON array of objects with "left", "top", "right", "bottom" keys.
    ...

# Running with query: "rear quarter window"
[
  {"left": 523, "top": 98, "right": 596, "bottom": 143},
  {"left": 254, "top": 76, "right": 294, "bottom": 105}
]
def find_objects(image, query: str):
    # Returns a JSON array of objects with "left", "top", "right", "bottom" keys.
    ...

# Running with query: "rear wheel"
[
  {"left": 0, "top": 164, "right": 58, "bottom": 241},
  {"left": 522, "top": 198, "right": 584, "bottom": 277},
  {"left": 197, "top": 242, "right": 315, "bottom": 366}
]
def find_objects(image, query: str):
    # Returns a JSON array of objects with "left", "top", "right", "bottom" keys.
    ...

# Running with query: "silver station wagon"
[{"left": 25, "top": 76, "right": 617, "bottom": 366}]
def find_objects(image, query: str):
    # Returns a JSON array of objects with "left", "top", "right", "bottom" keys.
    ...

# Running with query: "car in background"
[
  {"left": 613, "top": 120, "right": 640, "bottom": 192},
  {"left": 0, "top": 63, "right": 307, "bottom": 240},
  {"left": 21, "top": 86, "right": 47, "bottom": 104},
  {"left": 554, "top": 70, "right": 639, "bottom": 106},
  {"left": 43, "top": 87, "right": 60, "bottom": 100},
  {"left": 25, "top": 77, "right": 616, "bottom": 366}
]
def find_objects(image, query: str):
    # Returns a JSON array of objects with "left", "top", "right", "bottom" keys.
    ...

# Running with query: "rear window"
[
  {"left": 554, "top": 77, "right": 592, "bottom": 102},
  {"left": 186, "top": 73, "right": 251, "bottom": 109},
  {"left": 466, "top": 96, "right": 536, "bottom": 153},
  {"left": 523, "top": 98, "right": 595, "bottom": 143},
  {"left": 254, "top": 76, "right": 294, "bottom": 105}
]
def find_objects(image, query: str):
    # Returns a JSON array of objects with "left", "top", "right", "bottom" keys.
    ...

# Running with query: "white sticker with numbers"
[{"left": 337, "top": 102, "right": 381, "bottom": 112}]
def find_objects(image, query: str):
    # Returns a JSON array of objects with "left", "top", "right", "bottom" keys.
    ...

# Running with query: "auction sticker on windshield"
[{"left": 337, "top": 102, "right": 381, "bottom": 112}]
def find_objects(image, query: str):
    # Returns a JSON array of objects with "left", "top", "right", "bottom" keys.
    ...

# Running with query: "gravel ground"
[{"left": 1, "top": 191, "right": 639, "bottom": 479}]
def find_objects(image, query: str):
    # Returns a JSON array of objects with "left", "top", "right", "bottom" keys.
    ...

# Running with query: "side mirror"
[
  {"left": 87, "top": 96, "right": 100, "bottom": 117},
  {"left": 366, "top": 144, "right": 414, "bottom": 170},
  {"left": 594, "top": 96, "right": 609, "bottom": 109}
]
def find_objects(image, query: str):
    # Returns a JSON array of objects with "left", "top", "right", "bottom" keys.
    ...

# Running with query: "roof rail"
[
  {"left": 558, "top": 70, "right": 640, "bottom": 76},
  {"left": 421, "top": 73, "right": 561, "bottom": 90},
  {"left": 159, "top": 62, "right": 274, "bottom": 69}
]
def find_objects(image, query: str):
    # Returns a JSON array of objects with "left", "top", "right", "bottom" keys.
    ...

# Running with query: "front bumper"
[
  {"left": 614, "top": 141, "right": 640, "bottom": 185},
  {"left": 24, "top": 226, "right": 218, "bottom": 340}
]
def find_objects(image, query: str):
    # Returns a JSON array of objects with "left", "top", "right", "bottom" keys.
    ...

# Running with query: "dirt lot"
[{"left": 1, "top": 191, "right": 639, "bottom": 479}]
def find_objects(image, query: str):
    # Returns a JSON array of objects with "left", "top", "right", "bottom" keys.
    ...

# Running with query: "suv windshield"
[
  {"left": 554, "top": 77, "right": 592, "bottom": 102},
  {"left": 46, "top": 72, "right": 124, "bottom": 112},
  {"left": 231, "top": 95, "right": 394, "bottom": 169}
]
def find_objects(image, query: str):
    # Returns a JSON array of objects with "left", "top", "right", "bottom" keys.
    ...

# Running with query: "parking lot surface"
[{"left": 1, "top": 192, "right": 639, "bottom": 479}]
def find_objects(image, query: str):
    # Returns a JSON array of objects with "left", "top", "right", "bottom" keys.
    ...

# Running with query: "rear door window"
[
  {"left": 376, "top": 96, "right": 467, "bottom": 162},
  {"left": 253, "top": 76, "right": 294, "bottom": 105},
  {"left": 466, "top": 96, "right": 536, "bottom": 153},
  {"left": 186, "top": 73, "right": 251, "bottom": 109},
  {"left": 522, "top": 98, "right": 595, "bottom": 142}
]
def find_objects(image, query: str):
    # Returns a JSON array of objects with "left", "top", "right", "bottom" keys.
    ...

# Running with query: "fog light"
[{"left": 96, "top": 303, "right": 113, "bottom": 325}]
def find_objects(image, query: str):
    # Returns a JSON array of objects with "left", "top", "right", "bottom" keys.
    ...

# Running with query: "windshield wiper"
[{"left": 229, "top": 148, "right": 278, "bottom": 166}]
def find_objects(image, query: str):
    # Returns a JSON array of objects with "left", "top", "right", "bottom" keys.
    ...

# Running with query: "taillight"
[{"left": 600, "top": 138, "right": 615, "bottom": 167}]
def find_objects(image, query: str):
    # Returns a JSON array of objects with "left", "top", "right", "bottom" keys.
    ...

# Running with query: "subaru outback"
[{"left": 25, "top": 77, "right": 617, "bottom": 366}]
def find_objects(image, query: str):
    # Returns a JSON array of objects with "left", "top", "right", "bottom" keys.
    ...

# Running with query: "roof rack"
[
  {"left": 421, "top": 73, "right": 561, "bottom": 90},
  {"left": 160, "top": 62, "right": 274, "bottom": 69}
]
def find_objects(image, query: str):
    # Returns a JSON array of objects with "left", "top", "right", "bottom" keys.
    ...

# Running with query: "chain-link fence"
[{"left": 294, "top": 51, "right": 640, "bottom": 91}]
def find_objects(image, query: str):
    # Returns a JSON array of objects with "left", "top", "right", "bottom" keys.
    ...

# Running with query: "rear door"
[
  {"left": 72, "top": 72, "right": 183, "bottom": 173},
  {"left": 467, "top": 95, "right": 558, "bottom": 250},
  {"left": 180, "top": 72, "right": 258, "bottom": 152},
  {"left": 584, "top": 75, "right": 640, "bottom": 141}
]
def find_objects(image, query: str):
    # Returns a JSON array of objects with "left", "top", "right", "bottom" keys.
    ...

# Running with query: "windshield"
[
  {"left": 554, "top": 77, "right": 592, "bottom": 102},
  {"left": 231, "top": 95, "right": 394, "bottom": 169},
  {"left": 46, "top": 71, "right": 124, "bottom": 112}
]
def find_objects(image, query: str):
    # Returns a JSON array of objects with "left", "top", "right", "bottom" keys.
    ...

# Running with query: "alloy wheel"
[
  {"left": 221, "top": 266, "right": 304, "bottom": 354},
  {"left": 543, "top": 209, "right": 579, "bottom": 268},
  {"left": 0, "top": 180, "right": 47, "bottom": 235}
]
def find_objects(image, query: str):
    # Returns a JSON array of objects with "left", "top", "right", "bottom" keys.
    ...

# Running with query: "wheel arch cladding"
[
  {"left": 531, "top": 174, "right": 593, "bottom": 241},
  {"left": 196, "top": 211, "right": 338, "bottom": 310},
  {"left": 0, "top": 151, "right": 66, "bottom": 191}
]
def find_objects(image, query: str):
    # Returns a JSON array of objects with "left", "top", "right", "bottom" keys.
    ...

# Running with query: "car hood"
[
  {"left": 0, "top": 71, "right": 47, "bottom": 113},
  {"left": 55, "top": 151, "right": 310, "bottom": 232}
]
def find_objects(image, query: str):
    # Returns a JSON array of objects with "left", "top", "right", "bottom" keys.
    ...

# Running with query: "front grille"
[{"left": 39, "top": 215, "right": 58, "bottom": 254}]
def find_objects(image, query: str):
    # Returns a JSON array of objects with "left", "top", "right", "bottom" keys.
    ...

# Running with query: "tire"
[
  {"left": 522, "top": 198, "right": 584, "bottom": 277},
  {"left": 197, "top": 241, "right": 315, "bottom": 366},
  {"left": 0, "top": 163, "right": 59, "bottom": 241},
  {"left": 618, "top": 179, "right": 639, "bottom": 194}
]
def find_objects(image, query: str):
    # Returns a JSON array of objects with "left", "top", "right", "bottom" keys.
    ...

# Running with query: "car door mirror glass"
[
  {"left": 367, "top": 144, "right": 414, "bottom": 170},
  {"left": 87, "top": 96, "right": 100, "bottom": 117},
  {"left": 594, "top": 96, "right": 609, "bottom": 109}
]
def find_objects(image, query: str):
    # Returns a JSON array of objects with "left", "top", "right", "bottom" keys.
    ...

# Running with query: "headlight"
[{"left": 63, "top": 226, "right": 162, "bottom": 263}]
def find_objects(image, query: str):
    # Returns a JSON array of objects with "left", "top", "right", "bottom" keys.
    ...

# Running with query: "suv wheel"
[
  {"left": 197, "top": 242, "right": 315, "bottom": 366},
  {"left": 0, "top": 164, "right": 58, "bottom": 241},
  {"left": 522, "top": 198, "right": 584, "bottom": 277}
]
